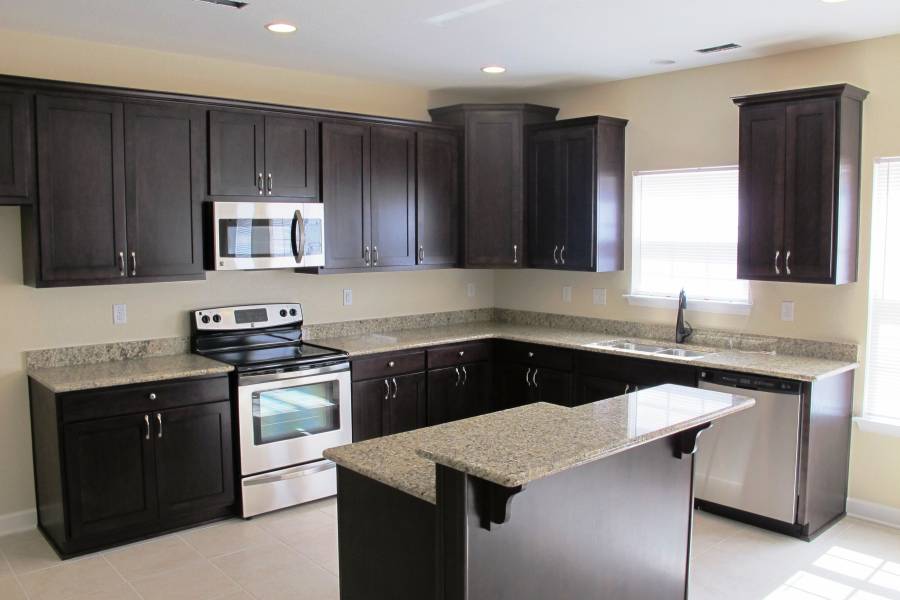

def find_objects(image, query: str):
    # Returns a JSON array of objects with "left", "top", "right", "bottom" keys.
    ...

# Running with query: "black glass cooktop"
[{"left": 201, "top": 340, "right": 346, "bottom": 372}]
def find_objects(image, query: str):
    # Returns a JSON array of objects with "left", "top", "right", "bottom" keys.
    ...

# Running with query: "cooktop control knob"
[
  {"left": 289, "top": 308, "right": 298, "bottom": 317},
  {"left": 280, "top": 309, "right": 288, "bottom": 317},
  {"left": 212, "top": 314, "right": 222, "bottom": 323},
  {"left": 201, "top": 315, "right": 211, "bottom": 324}
]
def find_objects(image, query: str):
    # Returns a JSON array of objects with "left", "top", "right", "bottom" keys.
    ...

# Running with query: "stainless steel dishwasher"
[{"left": 695, "top": 369, "right": 803, "bottom": 525}]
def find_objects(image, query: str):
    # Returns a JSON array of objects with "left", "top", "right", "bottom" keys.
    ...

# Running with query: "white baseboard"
[
  {"left": 0, "top": 509, "right": 36, "bottom": 536},
  {"left": 847, "top": 497, "right": 900, "bottom": 530}
]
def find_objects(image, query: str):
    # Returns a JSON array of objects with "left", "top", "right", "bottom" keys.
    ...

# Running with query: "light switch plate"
[
  {"left": 781, "top": 301, "right": 795, "bottom": 322},
  {"left": 113, "top": 304, "right": 127, "bottom": 325},
  {"left": 342, "top": 289, "right": 353, "bottom": 306},
  {"left": 593, "top": 288, "right": 607, "bottom": 306},
  {"left": 466, "top": 283, "right": 476, "bottom": 298},
  {"left": 562, "top": 286, "right": 573, "bottom": 304}
]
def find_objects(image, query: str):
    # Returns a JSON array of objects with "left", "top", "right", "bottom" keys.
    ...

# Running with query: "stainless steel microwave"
[{"left": 211, "top": 201, "right": 325, "bottom": 270}]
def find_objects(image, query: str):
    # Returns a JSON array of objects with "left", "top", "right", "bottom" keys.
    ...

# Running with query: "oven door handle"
[
  {"left": 238, "top": 362, "right": 351, "bottom": 386},
  {"left": 243, "top": 460, "right": 337, "bottom": 486},
  {"left": 290, "top": 209, "right": 306, "bottom": 265}
]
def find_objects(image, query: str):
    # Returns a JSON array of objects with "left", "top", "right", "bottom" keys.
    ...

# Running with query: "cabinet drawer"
[
  {"left": 427, "top": 342, "right": 492, "bottom": 369},
  {"left": 575, "top": 352, "right": 697, "bottom": 388},
  {"left": 60, "top": 376, "right": 230, "bottom": 423},
  {"left": 495, "top": 340, "right": 573, "bottom": 371},
  {"left": 351, "top": 350, "right": 425, "bottom": 381}
]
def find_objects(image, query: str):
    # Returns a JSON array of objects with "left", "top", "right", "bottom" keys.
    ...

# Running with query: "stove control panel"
[{"left": 193, "top": 303, "right": 302, "bottom": 331}]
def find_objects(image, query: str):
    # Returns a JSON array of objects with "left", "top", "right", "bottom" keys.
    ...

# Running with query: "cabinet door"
[
  {"left": 385, "top": 372, "right": 426, "bottom": 435},
  {"left": 531, "top": 367, "right": 573, "bottom": 407},
  {"left": 465, "top": 111, "right": 524, "bottom": 267},
  {"left": 459, "top": 361, "right": 492, "bottom": 417},
  {"left": 322, "top": 121, "right": 371, "bottom": 269},
  {"left": 124, "top": 102, "right": 204, "bottom": 278},
  {"left": 784, "top": 99, "right": 837, "bottom": 282},
  {"left": 63, "top": 413, "right": 157, "bottom": 542},
  {"left": 495, "top": 362, "right": 534, "bottom": 411},
  {"left": 36, "top": 95, "right": 127, "bottom": 283},
  {"left": 351, "top": 379, "right": 385, "bottom": 442},
  {"left": 560, "top": 125, "right": 597, "bottom": 271},
  {"left": 737, "top": 104, "right": 786, "bottom": 280},
  {"left": 208, "top": 110, "right": 264, "bottom": 197},
  {"left": 155, "top": 401, "right": 234, "bottom": 521},
  {"left": 527, "top": 128, "right": 562, "bottom": 268},
  {"left": 0, "top": 90, "right": 31, "bottom": 202},
  {"left": 416, "top": 129, "right": 459, "bottom": 266},
  {"left": 264, "top": 115, "right": 319, "bottom": 199},
  {"left": 576, "top": 375, "right": 633, "bottom": 406},
  {"left": 371, "top": 125, "right": 416, "bottom": 267},
  {"left": 426, "top": 366, "right": 461, "bottom": 426}
]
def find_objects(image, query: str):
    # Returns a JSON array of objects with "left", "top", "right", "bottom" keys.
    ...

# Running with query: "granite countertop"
[
  {"left": 325, "top": 384, "right": 755, "bottom": 502},
  {"left": 28, "top": 354, "right": 234, "bottom": 393},
  {"left": 315, "top": 322, "right": 858, "bottom": 382}
]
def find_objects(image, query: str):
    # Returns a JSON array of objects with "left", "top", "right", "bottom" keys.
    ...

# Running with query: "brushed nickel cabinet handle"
[
  {"left": 458, "top": 350, "right": 465, "bottom": 357},
  {"left": 418, "top": 245, "right": 424, "bottom": 262},
  {"left": 560, "top": 246, "right": 566, "bottom": 265},
  {"left": 525, "top": 367, "right": 532, "bottom": 388},
  {"left": 364, "top": 246, "right": 370, "bottom": 266},
  {"left": 373, "top": 246, "right": 379, "bottom": 266},
  {"left": 388, "top": 360, "right": 395, "bottom": 368},
  {"left": 118, "top": 251, "right": 125, "bottom": 276},
  {"left": 144, "top": 414, "right": 150, "bottom": 440},
  {"left": 553, "top": 245, "right": 559, "bottom": 265},
  {"left": 130, "top": 251, "right": 137, "bottom": 277},
  {"left": 384, "top": 379, "right": 390, "bottom": 400},
  {"left": 785, "top": 250, "right": 792, "bottom": 276},
  {"left": 257, "top": 173, "right": 264, "bottom": 195},
  {"left": 267, "top": 173, "right": 273, "bottom": 195},
  {"left": 148, "top": 393, "right": 157, "bottom": 401},
  {"left": 513, "top": 244, "right": 518, "bottom": 264},
  {"left": 455, "top": 367, "right": 461, "bottom": 387},
  {"left": 531, "top": 368, "right": 539, "bottom": 388},
  {"left": 156, "top": 413, "right": 162, "bottom": 439},
  {"left": 391, "top": 377, "right": 398, "bottom": 399},
  {"left": 775, "top": 250, "right": 781, "bottom": 276},
  {"left": 461, "top": 366, "right": 468, "bottom": 386}
]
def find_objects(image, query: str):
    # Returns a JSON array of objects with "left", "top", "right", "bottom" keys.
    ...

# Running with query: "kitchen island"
[{"left": 324, "top": 384, "right": 753, "bottom": 600}]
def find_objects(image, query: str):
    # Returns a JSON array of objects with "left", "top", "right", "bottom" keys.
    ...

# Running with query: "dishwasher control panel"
[{"left": 699, "top": 370, "right": 802, "bottom": 394}]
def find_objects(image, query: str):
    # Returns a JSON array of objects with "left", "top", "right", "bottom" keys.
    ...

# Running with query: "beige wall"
[
  {"left": 0, "top": 30, "right": 494, "bottom": 518},
  {"left": 493, "top": 34, "right": 900, "bottom": 511}
]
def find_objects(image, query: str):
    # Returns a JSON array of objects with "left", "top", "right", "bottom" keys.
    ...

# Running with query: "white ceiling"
[{"left": 2, "top": 0, "right": 900, "bottom": 91}]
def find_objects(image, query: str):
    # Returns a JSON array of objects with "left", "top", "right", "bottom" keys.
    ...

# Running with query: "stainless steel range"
[{"left": 191, "top": 303, "right": 351, "bottom": 517}]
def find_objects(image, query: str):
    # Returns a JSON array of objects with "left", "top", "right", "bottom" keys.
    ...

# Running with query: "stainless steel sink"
[
  {"left": 654, "top": 348, "right": 706, "bottom": 360},
  {"left": 588, "top": 340, "right": 706, "bottom": 360}
]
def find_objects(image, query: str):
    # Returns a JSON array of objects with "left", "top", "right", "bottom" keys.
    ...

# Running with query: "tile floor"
[{"left": 0, "top": 502, "right": 897, "bottom": 600}]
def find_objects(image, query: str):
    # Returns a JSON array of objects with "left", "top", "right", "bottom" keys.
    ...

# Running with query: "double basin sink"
[{"left": 586, "top": 340, "right": 707, "bottom": 360}]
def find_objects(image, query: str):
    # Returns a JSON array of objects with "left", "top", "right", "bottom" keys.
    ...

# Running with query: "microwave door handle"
[{"left": 291, "top": 209, "right": 305, "bottom": 265}]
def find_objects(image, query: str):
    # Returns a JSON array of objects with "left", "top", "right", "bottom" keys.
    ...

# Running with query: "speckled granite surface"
[
  {"left": 28, "top": 354, "right": 233, "bottom": 393},
  {"left": 25, "top": 337, "right": 190, "bottom": 370},
  {"left": 303, "top": 308, "right": 493, "bottom": 340},
  {"left": 325, "top": 384, "right": 754, "bottom": 501},
  {"left": 316, "top": 322, "right": 858, "bottom": 382}
]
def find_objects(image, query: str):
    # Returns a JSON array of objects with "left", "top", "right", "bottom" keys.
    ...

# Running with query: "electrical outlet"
[
  {"left": 466, "top": 283, "right": 476, "bottom": 298},
  {"left": 592, "top": 288, "right": 607, "bottom": 306},
  {"left": 342, "top": 289, "right": 353, "bottom": 306},
  {"left": 781, "top": 301, "right": 795, "bottom": 322},
  {"left": 113, "top": 304, "right": 127, "bottom": 325},
  {"left": 562, "top": 286, "right": 573, "bottom": 304}
]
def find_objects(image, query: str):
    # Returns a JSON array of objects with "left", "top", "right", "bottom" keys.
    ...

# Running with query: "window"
[
  {"left": 864, "top": 158, "right": 900, "bottom": 424},
  {"left": 630, "top": 167, "right": 749, "bottom": 310}
]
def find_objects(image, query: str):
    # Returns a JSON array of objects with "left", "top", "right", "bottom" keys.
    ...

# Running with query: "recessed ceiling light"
[
  {"left": 266, "top": 22, "right": 297, "bottom": 33},
  {"left": 481, "top": 65, "right": 507, "bottom": 74},
  {"left": 651, "top": 59, "right": 676, "bottom": 65}
]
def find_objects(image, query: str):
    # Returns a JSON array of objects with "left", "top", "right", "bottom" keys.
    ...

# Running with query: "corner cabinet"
[
  {"left": 29, "top": 375, "right": 234, "bottom": 556},
  {"left": 24, "top": 94, "right": 205, "bottom": 287},
  {"left": 734, "top": 84, "right": 868, "bottom": 285},
  {"left": 0, "top": 89, "right": 33, "bottom": 204},
  {"left": 430, "top": 104, "right": 558, "bottom": 268},
  {"left": 526, "top": 116, "right": 626, "bottom": 272}
]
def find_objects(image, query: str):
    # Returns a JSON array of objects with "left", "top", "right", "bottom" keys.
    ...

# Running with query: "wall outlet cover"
[
  {"left": 113, "top": 304, "right": 127, "bottom": 325},
  {"left": 593, "top": 288, "right": 607, "bottom": 306},
  {"left": 342, "top": 289, "right": 353, "bottom": 306},
  {"left": 781, "top": 301, "right": 795, "bottom": 322},
  {"left": 562, "top": 286, "right": 573, "bottom": 304},
  {"left": 466, "top": 283, "right": 476, "bottom": 298}
]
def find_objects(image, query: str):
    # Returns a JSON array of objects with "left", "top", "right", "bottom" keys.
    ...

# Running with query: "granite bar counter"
[{"left": 325, "top": 384, "right": 754, "bottom": 600}]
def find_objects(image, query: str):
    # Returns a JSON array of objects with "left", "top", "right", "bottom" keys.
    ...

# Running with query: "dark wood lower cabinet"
[
  {"left": 29, "top": 376, "right": 234, "bottom": 557},
  {"left": 351, "top": 371, "right": 426, "bottom": 440},
  {"left": 351, "top": 378, "right": 387, "bottom": 442},
  {"left": 427, "top": 362, "right": 491, "bottom": 426}
]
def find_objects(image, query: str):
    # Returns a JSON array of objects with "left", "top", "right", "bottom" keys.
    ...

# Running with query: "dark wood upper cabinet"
[
  {"left": 35, "top": 95, "right": 127, "bottom": 284},
  {"left": 124, "top": 102, "right": 205, "bottom": 279},
  {"left": 416, "top": 128, "right": 460, "bottom": 266},
  {"left": 526, "top": 117, "right": 626, "bottom": 272},
  {"left": 370, "top": 125, "right": 416, "bottom": 267},
  {"left": 734, "top": 84, "right": 867, "bottom": 285},
  {"left": 322, "top": 120, "right": 371, "bottom": 269},
  {"left": 0, "top": 89, "right": 32, "bottom": 204},
  {"left": 208, "top": 110, "right": 265, "bottom": 197},
  {"left": 430, "top": 104, "right": 559, "bottom": 268},
  {"left": 263, "top": 115, "right": 319, "bottom": 199}
]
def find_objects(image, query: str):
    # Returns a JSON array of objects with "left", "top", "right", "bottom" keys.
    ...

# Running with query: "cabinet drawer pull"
[
  {"left": 458, "top": 350, "right": 465, "bottom": 357},
  {"left": 118, "top": 251, "right": 125, "bottom": 277},
  {"left": 525, "top": 368, "right": 532, "bottom": 388},
  {"left": 257, "top": 173, "right": 264, "bottom": 195},
  {"left": 144, "top": 414, "right": 150, "bottom": 440},
  {"left": 553, "top": 245, "right": 559, "bottom": 265},
  {"left": 785, "top": 250, "right": 792, "bottom": 276},
  {"left": 267, "top": 173, "right": 273, "bottom": 195},
  {"left": 391, "top": 377, "right": 398, "bottom": 399},
  {"left": 455, "top": 367, "right": 461, "bottom": 387},
  {"left": 156, "top": 413, "right": 162, "bottom": 439},
  {"left": 560, "top": 246, "right": 566, "bottom": 265},
  {"left": 388, "top": 360, "right": 395, "bottom": 368},
  {"left": 130, "top": 251, "right": 137, "bottom": 277},
  {"left": 384, "top": 379, "right": 390, "bottom": 400},
  {"left": 461, "top": 366, "right": 468, "bottom": 386},
  {"left": 528, "top": 351, "right": 534, "bottom": 358},
  {"left": 531, "top": 368, "right": 539, "bottom": 388},
  {"left": 148, "top": 393, "right": 157, "bottom": 401},
  {"left": 775, "top": 250, "right": 781, "bottom": 275}
]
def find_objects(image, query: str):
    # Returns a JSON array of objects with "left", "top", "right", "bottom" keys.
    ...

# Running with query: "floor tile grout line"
[
  {"left": 205, "top": 550, "right": 263, "bottom": 600},
  {"left": 102, "top": 554, "right": 145, "bottom": 599},
  {"left": 0, "top": 547, "right": 32, "bottom": 600}
]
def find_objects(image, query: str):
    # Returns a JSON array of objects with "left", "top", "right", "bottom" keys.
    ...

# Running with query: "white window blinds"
[
  {"left": 631, "top": 167, "right": 748, "bottom": 303},
  {"left": 865, "top": 158, "right": 900, "bottom": 423}
]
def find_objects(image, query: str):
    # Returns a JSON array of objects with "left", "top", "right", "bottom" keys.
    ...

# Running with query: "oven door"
[
  {"left": 237, "top": 363, "right": 351, "bottom": 476},
  {"left": 213, "top": 201, "right": 325, "bottom": 270}
]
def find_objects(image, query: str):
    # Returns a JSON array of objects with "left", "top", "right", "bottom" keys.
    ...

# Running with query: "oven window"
[
  {"left": 219, "top": 218, "right": 294, "bottom": 258},
  {"left": 252, "top": 381, "right": 340, "bottom": 445}
]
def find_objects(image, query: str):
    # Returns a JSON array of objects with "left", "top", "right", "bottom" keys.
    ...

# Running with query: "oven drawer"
[
  {"left": 427, "top": 341, "right": 492, "bottom": 369},
  {"left": 351, "top": 350, "right": 426, "bottom": 381},
  {"left": 60, "top": 376, "right": 230, "bottom": 423},
  {"left": 241, "top": 460, "right": 337, "bottom": 518}
]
